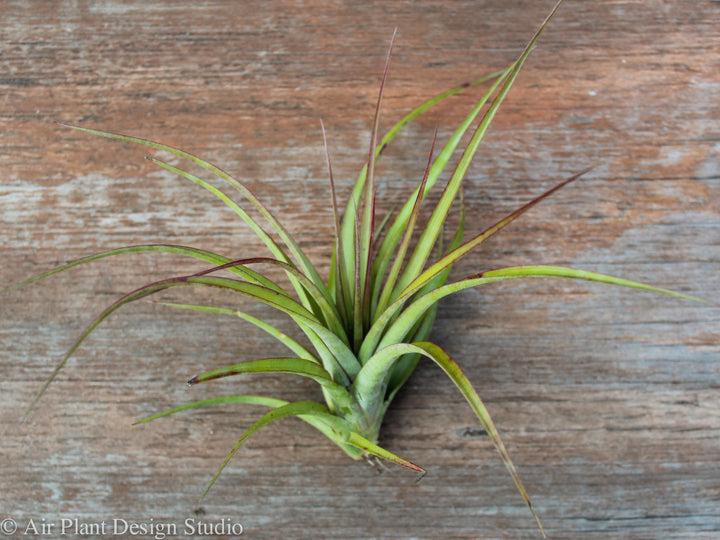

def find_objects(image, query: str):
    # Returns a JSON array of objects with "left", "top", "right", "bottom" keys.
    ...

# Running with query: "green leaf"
[
  {"left": 478, "top": 265, "right": 715, "bottom": 304},
  {"left": 338, "top": 70, "right": 507, "bottom": 328},
  {"left": 156, "top": 302, "right": 318, "bottom": 363},
  {"left": 370, "top": 64, "right": 513, "bottom": 310},
  {"left": 345, "top": 431, "right": 425, "bottom": 474},
  {"left": 60, "top": 124, "right": 328, "bottom": 298},
  {"left": 380, "top": 205, "right": 467, "bottom": 402},
  {"left": 18, "top": 277, "right": 234, "bottom": 422},
  {"left": 148, "top": 275, "right": 362, "bottom": 383},
  {"left": 340, "top": 69, "right": 507, "bottom": 256},
  {"left": 353, "top": 343, "right": 424, "bottom": 416},
  {"left": 187, "top": 356, "right": 367, "bottom": 426},
  {"left": 133, "top": 395, "right": 289, "bottom": 425},
  {"left": 199, "top": 401, "right": 331, "bottom": 502},
  {"left": 398, "top": 168, "right": 590, "bottom": 303},
  {"left": 357, "top": 30, "right": 397, "bottom": 329},
  {"left": 380, "top": 264, "right": 713, "bottom": 357},
  {"left": 410, "top": 342, "right": 544, "bottom": 536},
  {"left": 189, "top": 256, "right": 349, "bottom": 346},
  {"left": 321, "top": 119, "right": 352, "bottom": 329},
  {"left": 1, "top": 243, "right": 276, "bottom": 294},
  {"left": 352, "top": 340, "right": 543, "bottom": 534},
  {"left": 374, "top": 128, "right": 438, "bottom": 317},
  {"left": 296, "top": 408, "right": 426, "bottom": 473},
  {"left": 146, "top": 157, "right": 290, "bottom": 265},
  {"left": 188, "top": 357, "right": 333, "bottom": 386},
  {"left": 135, "top": 395, "right": 367, "bottom": 462},
  {"left": 172, "top": 276, "right": 361, "bottom": 385},
  {"left": 146, "top": 156, "right": 325, "bottom": 316},
  {"left": 393, "top": 0, "right": 567, "bottom": 298},
  {"left": 195, "top": 399, "right": 424, "bottom": 502},
  {"left": 376, "top": 70, "right": 507, "bottom": 159},
  {"left": 136, "top": 394, "right": 424, "bottom": 494},
  {"left": 135, "top": 392, "right": 425, "bottom": 491},
  {"left": 20, "top": 271, "right": 361, "bottom": 422},
  {"left": 360, "top": 169, "right": 586, "bottom": 361}
]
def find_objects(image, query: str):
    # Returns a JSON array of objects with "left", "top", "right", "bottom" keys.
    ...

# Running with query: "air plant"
[{"left": 5, "top": 0, "right": 711, "bottom": 536}]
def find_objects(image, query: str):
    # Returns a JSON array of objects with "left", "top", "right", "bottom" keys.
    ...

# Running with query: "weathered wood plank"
[{"left": 2, "top": 1, "right": 719, "bottom": 538}]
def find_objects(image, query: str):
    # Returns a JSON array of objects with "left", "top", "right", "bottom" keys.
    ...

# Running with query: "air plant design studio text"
[{"left": 2, "top": 516, "right": 243, "bottom": 539}]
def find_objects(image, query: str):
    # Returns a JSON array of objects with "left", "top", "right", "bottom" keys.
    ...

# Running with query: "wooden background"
[{"left": 2, "top": 1, "right": 719, "bottom": 538}]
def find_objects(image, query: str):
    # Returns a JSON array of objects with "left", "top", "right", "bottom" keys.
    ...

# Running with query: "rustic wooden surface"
[{"left": 2, "top": 1, "right": 719, "bottom": 539}]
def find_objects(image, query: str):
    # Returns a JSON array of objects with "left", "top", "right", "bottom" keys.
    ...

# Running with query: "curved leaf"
[
  {"left": 156, "top": 302, "right": 318, "bottom": 363},
  {"left": 394, "top": 0, "right": 566, "bottom": 298},
  {"left": 370, "top": 64, "right": 513, "bottom": 309},
  {"left": 146, "top": 157, "right": 290, "bottom": 267},
  {"left": 187, "top": 357, "right": 333, "bottom": 386},
  {"left": 60, "top": 124, "right": 328, "bottom": 297},
  {"left": 357, "top": 29, "right": 397, "bottom": 324},
  {"left": 146, "top": 156, "right": 325, "bottom": 315},
  {"left": 298, "top": 408, "right": 426, "bottom": 473},
  {"left": 379, "top": 264, "right": 712, "bottom": 355},
  {"left": 20, "top": 272, "right": 360, "bottom": 422},
  {"left": 190, "top": 256, "right": 349, "bottom": 346},
  {"left": 134, "top": 394, "right": 366, "bottom": 462},
  {"left": 374, "top": 128, "right": 438, "bottom": 317},
  {"left": 352, "top": 340, "right": 543, "bottom": 533},
  {"left": 338, "top": 70, "right": 507, "bottom": 327},
  {"left": 396, "top": 167, "right": 590, "bottom": 305},
  {"left": 1, "top": 243, "right": 275, "bottom": 294},
  {"left": 199, "top": 401, "right": 330, "bottom": 502},
  {"left": 196, "top": 400, "right": 424, "bottom": 502},
  {"left": 478, "top": 265, "right": 715, "bottom": 304},
  {"left": 186, "top": 356, "right": 366, "bottom": 426},
  {"left": 345, "top": 431, "right": 425, "bottom": 474},
  {"left": 134, "top": 395, "right": 289, "bottom": 425},
  {"left": 410, "top": 341, "right": 544, "bottom": 536},
  {"left": 360, "top": 169, "right": 586, "bottom": 360}
]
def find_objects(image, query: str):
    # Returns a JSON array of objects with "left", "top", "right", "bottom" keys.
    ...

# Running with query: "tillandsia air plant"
[{"left": 6, "top": 0, "right": 713, "bottom": 536}]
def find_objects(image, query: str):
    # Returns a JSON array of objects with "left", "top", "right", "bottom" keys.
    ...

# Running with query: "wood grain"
[{"left": 2, "top": 1, "right": 719, "bottom": 539}]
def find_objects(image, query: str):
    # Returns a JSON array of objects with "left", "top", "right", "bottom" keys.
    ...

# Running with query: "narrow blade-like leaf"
[
  {"left": 477, "top": 265, "right": 715, "bottom": 304},
  {"left": 394, "top": 0, "right": 566, "bottom": 296},
  {"left": 370, "top": 63, "right": 514, "bottom": 305},
  {"left": 147, "top": 156, "right": 324, "bottom": 315},
  {"left": 198, "top": 401, "right": 330, "bottom": 502},
  {"left": 1, "top": 243, "right": 272, "bottom": 294},
  {"left": 20, "top": 271, "right": 360, "bottom": 421},
  {"left": 155, "top": 302, "right": 318, "bottom": 363},
  {"left": 60, "top": 124, "right": 328, "bottom": 296},
  {"left": 410, "top": 341, "right": 544, "bottom": 536},
  {"left": 187, "top": 358, "right": 333, "bottom": 386},
  {"left": 358, "top": 29, "right": 397, "bottom": 296},
  {"left": 339, "top": 70, "right": 507, "bottom": 318},
  {"left": 361, "top": 168, "right": 586, "bottom": 360},
  {"left": 189, "top": 256, "right": 349, "bottom": 346},
  {"left": 379, "top": 264, "right": 713, "bottom": 355},
  {"left": 352, "top": 340, "right": 543, "bottom": 534},
  {"left": 345, "top": 432, "right": 425, "bottom": 474},
  {"left": 374, "top": 128, "right": 438, "bottom": 317},
  {"left": 134, "top": 395, "right": 289, "bottom": 425},
  {"left": 397, "top": 167, "right": 590, "bottom": 303}
]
